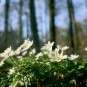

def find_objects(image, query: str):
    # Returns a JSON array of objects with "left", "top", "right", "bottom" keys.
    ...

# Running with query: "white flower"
[
  {"left": 4, "top": 46, "right": 12, "bottom": 54},
  {"left": 62, "top": 55, "right": 67, "bottom": 59},
  {"left": 43, "top": 51, "right": 48, "bottom": 55},
  {"left": 49, "top": 46, "right": 68, "bottom": 62},
  {"left": 50, "top": 54, "right": 67, "bottom": 62},
  {"left": 36, "top": 52, "right": 43, "bottom": 60},
  {"left": 29, "top": 49, "right": 36, "bottom": 55},
  {"left": 49, "top": 52, "right": 61, "bottom": 62},
  {"left": 31, "top": 49, "right": 36, "bottom": 54},
  {"left": 17, "top": 56, "right": 23, "bottom": 61},
  {"left": 0, "top": 61, "right": 4, "bottom": 66},
  {"left": 14, "top": 47, "right": 22, "bottom": 55},
  {"left": 84, "top": 47, "right": 87, "bottom": 51},
  {"left": 56, "top": 45, "right": 60, "bottom": 51},
  {"left": 8, "top": 67, "right": 15, "bottom": 75},
  {"left": 46, "top": 62, "right": 50, "bottom": 66},
  {"left": 0, "top": 46, "right": 12, "bottom": 58},
  {"left": 0, "top": 57, "right": 8, "bottom": 67},
  {"left": 22, "top": 51, "right": 27, "bottom": 56},
  {"left": 0, "top": 53, "right": 9, "bottom": 58},
  {"left": 62, "top": 46, "right": 69, "bottom": 50},
  {"left": 21, "top": 39, "right": 33, "bottom": 52},
  {"left": 9, "top": 50, "right": 14, "bottom": 56},
  {"left": 41, "top": 41, "right": 54, "bottom": 52},
  {"left": 50, "top": 58, "right": 61, "bottom": 62},
  {"left": 69, "top": 54, "right": 79, "bottom": 60}
]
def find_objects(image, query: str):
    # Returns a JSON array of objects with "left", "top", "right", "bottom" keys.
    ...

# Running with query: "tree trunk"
[
  {"left": 29, "top": 0, "right": 40, "bottom": 53},
  {"left": 67, "top": 0, "right": 79, "bottom": 53},
  {"left": 49, "top": 0, "right": 56, "bottom": 49},
  {"left": 4, "top": 0, "right": 10, "bottom": 48},
  {"left": 19, "top": 0, "right": 23, "bottom": 44},
  {"left": 26, "top": 14, "right": 30, "bottom": 38}
]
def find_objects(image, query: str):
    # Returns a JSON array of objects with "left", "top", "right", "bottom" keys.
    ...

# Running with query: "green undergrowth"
[{"left": 0, "top": 56, "right": 87, "bottom": 87}]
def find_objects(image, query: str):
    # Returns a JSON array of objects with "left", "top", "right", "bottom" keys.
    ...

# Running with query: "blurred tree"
[
  {"left": 4, "top": 0, "right": 10, "bottom": 48},
  {"left": 49, "top": 0, "right": 56, "bottom": 49},
  {"left": 29, "top": 0, "right": 40, "bottom": 53},
  {"left": 67, "top": 0, "right": 79, "bottom": 53},
  {"left": 19, "top": 0, "right": 23, "bottom": 44},
  {"left": 26, "top": 13, "right": 30, "bottom": 38},
  {"left": 85, "top": 0, "right": 87, "bottom": 8}
]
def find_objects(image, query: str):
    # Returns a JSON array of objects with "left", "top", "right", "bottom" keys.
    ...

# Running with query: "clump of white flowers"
[
  {"left": 0, "top": 39, "right": 33, "bottom": 66},
  {"left": 37, "top": 41, "right": 79, "bottom": 62},
  {"left": 14, "top": 39, "right": 33, "bottom": 55},
  {"left": 0, "top": 46, "right": 12, "bottom": 58},
  {"left": 0, "top": 39, "right": 80, "bottom": 67}
]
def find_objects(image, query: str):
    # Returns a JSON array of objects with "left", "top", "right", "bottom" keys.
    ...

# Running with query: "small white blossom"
[
  {"left": 4, "top": 46, "right": 12, "bottom": 54},
  {"left": 17, "top": 56, "right": 23, "bottom": 61},
  {"left": 41, "top": 41, "right": 54, "bottom": 52},
  {"left": 69, "top": 54, "right": 79, "bottom": 60},
  {"left": 14, "top": 47, "right": 21, "bottom": 55},
  {"left": 46, "top": 62, "right": 50, "bottom": 66},
  {"left": 8, "top": 67, "right": 15, "bottom": 75},
  {"left": 0, "top": 46, "right": 12, "bottom": 58},
  {"left": 0, "top": 61, "right": 4, "bottom": 66},
  {"left": 62, "top": 46, "right": 69, "bottom": 50},
  {"left": 0, "top": 57, "right": 8, "bottom": 67},
  {"left": 43, "top": 51, "right": 48, "bottom": 55},
  {"left": 84, "top": 47, "right": 87, "bottom": 51},
  {"left": 21, "top": 39, "right": 33, "bottom": 52},
  {"left": 49, "top": 46, "right": 68, "bottom": 62},
  {"left": 50, "top": 58, "right": 61, "bottom": 62},
  {"left": 31, "top": 49, "right": 36, "bottom": 54},
  {"left": 56, "top": 45, "right": 60, "bottom": 52},
  {"left": 62, "top": 55, "right": 67, "bottom": 59},
  {"left": 14, "top": 39, "right": 33, "bottom": 56},
  {"left": 22, "top": 51, "right": 27, "bottom": 56},
  {"left": 29, "top": 49, "right": 36, "bottom": 55},
  {"left": 9, "top": 50, "right": 14, "bottom": 56},
  {"left": 36, "top": 52, "right": 43, "bottom": 60},
  {"left": 0, "top": 54, "right": 9, "bottom": 58}
]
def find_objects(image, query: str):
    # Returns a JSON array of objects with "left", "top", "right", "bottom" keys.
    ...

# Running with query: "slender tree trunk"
[
  {"left": 85, "top": 0, "right": 87, "bottom": 8},
  {"left": 29, "top": 0, "right": 40, "bottom": 53},
  {"left": 75, "top": 23, "right": 79, "bottom": 52},
  {"left": 49, "top": 0, "right": 56, "bottom": 49},
  {"left": 26, "top": 14, "right": 30, "bottom": 38},
  {"left": 4, "top": 0, "right": 10, "bottom": 48},
  {"left": 19, "top": 0, "right": 23, "bottom": 44},
  {"left": 67, "top": 0, "right": 79, "bottom": 53}
]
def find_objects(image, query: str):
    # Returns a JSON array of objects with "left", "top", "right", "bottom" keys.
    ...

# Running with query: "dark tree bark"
[
  {"left": 4, "top": 0, "right": 10, "bottom": 48},
  {"left": 26, "top": 13, "right": 30, "bottom": 38},
  {"left": 19, "top": 0, "right": 23, "bottom": 44},
  {"left": 29, "top": 0, "right": 40, "bottom": 53},
  {"left": 67, "top": 0, "right": 79, "bottom": 53},
  {"left": 49, "top": 0, "right": 56, "bottom": 49}
]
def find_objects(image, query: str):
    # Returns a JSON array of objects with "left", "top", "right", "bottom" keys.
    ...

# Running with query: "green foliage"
[
  {"left": 0, "top": 60, "right": 13, "bottom": 87},
  {"left": 0, "top": 55, "right": 87, "bottom": 87}
]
